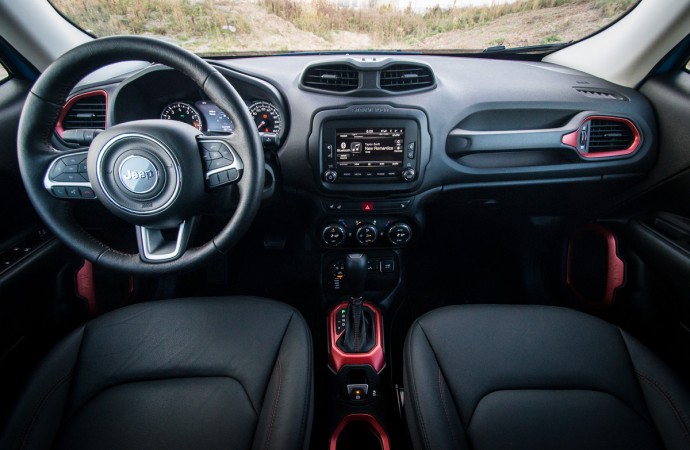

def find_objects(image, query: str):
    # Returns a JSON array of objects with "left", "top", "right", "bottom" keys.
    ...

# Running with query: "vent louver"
[
  {"left": 302, "top": 64, "right": 359, "bottom": 92},
  {"left": 563, "top": 116, "right": 640, "bottom": 158},
  {"left": 575, "top": 88, "right": 626, "bottom": 101},
  {"left": 588, "top": 119, "right": 635, "bottom": 151},
  {"left": 62, "top": 92, "right": 107, "bottom": 131},
  {"left": 380, "top": 64, "right": 434, "bottom": 92}
]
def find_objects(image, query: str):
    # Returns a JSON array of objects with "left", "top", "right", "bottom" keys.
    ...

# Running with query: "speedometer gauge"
[
  {"left": 249, "top": 101, "right": 281, "bottom": 134},
  {"left": 161, "top": 102, "right": 202, "bottom": 131}
]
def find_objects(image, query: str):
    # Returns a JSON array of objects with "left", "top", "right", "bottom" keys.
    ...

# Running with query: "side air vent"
[
  {"left": 380, "top": 64, "right": 435, "bottom": 92},
  {"left": 562, "top": 116, "right": 640, "bottom": 158},
  {"left": 57, "top": 91, "right": 107, "bottom": 136},
  {"left": 575, "top": 88, "right": 627, "bottom": 101},
  {"left": 301, "top": 64, "right": 359, "bottom": 92}
]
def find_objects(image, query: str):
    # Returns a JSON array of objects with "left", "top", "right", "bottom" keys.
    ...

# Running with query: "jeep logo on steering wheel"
[{"left": 118, "top": 155, "right": 158, "bottom": 194}]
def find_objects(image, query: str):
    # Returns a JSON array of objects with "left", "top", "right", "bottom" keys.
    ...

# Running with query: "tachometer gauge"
[
  {"left": 249, "top": 101, "right": 281, "bottom": 134},
  {"left": 161, "top": 102, "right": 202, "bottom": 131}
]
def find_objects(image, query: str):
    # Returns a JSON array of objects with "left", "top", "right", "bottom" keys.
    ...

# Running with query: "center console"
[{"left": 311, "top": 105, "right": 429, "bottom": 449}]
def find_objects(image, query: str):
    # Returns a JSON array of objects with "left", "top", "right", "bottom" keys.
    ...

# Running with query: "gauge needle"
[{"left": 256, "top": 121, "right": 266, "bottom": 129}]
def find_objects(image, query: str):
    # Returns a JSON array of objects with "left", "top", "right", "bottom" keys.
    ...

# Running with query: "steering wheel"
[{"left": 17, "top": 36, "right": 264, "bottom": 275}]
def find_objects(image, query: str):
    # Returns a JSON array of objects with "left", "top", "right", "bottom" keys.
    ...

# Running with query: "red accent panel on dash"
[
  {"left": 55, "top": 90, "right": 108, "bottom": 138},
  {"left": 328, "top": 301, "right": 385, "bottom": 373},
  {"left": 561, "top": 130, "right": 578, "bottom": 148},
  {"left": 329, "top": 414, "right": 391, "bottom": 450}
]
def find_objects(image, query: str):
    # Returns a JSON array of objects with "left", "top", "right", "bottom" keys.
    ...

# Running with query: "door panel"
[{"left": 0, "top": 75, "right": 85, "bottom": 421}]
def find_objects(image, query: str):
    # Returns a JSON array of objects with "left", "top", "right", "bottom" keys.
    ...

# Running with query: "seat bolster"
[
  {"left": 404, "top": 320, "right": 468, "bottom": 450},
  {"left": 252, "top": 311, "right": 314, "bottom": 450},
  {"left": 0, "top": 327, "right": 84, "bottom": 450},
  {"left": 620, "top": 329, "right": 690, "bottom": 450}
]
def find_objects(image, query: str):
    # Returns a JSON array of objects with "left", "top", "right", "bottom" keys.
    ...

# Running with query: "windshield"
[{"left": 49, "top": 0, "right": 638, "bottom": 56}]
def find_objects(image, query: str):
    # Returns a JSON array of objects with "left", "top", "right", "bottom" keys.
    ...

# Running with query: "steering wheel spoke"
[
  {"left": 43, "top": 150, "right": 96, "bottom": 199},
  {"left": 136, "top": 220, "right": 194, "bottom": 263},
  {"left": 197, "top": 136, "right": 244, "bottom": 189}
]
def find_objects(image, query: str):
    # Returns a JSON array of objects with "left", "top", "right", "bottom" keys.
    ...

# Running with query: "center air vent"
[
  {"left": 302, "top": 64, "right": 359, "bottom": 92},
  {"left": 58, "top": 91, "right": 107, "bottom": 136},
  {"left": 380, "top": 64, "right": 435, "bottom": 92},
  {"left": 562, "top": 116, "right": 640, "bottom": 158}
]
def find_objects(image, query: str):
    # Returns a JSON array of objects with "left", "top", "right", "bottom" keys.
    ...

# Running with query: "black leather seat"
[
  {"left": 0, "top": 296, "right": 313, "bottom": 450},
  {"left": 404, "top": 304, "right": 690, "bottom": 450}
]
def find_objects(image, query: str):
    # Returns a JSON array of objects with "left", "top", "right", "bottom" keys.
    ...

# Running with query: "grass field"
[{"left": 49, "top": 0, "right": 637, "bottom": 54}]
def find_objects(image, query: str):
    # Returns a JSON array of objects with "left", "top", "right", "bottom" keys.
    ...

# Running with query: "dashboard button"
[{"left": 407, "top": 142, "right": 416, "bottom": 159}]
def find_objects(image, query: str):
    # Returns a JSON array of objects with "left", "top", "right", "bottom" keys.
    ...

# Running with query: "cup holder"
[{"left": 329, "top": 414, "right": 390, "bottom": 450}]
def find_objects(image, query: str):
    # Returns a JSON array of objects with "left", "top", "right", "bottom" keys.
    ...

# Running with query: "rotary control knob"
[
  {"left": 323, "top": 170, "right": 338, "bottom": 183},
  {"left": 401, "top": 168, "right": 416, "bottom": 182},
  {"left": 322, "top": 224, "right": 346, "bottom": 246},
  {"left": 388, "top": 223, "right": 412, "bottom": 246},
  {"left": 355, "top": 224, "right": 378, "bottom": 246}
]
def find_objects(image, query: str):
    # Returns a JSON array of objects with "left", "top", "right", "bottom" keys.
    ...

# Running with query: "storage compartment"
[{"left": 330, "top": 414, "right": 390, "bottom": 450}]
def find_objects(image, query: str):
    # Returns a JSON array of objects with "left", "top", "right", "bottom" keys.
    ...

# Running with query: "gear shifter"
[{"left": 337, "top": 254, "right": 376, "bottom": 353}]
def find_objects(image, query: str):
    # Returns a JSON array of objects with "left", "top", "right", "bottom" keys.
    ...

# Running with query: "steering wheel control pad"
[
  {"left": 88, "top": 120, "right": 207, "bottom": 228},
  {"left": 198, "top": 138, "right": 243, "bottom": 189},
  {"left": 44, "top": 151, "right": 96, "bottom": 199}
]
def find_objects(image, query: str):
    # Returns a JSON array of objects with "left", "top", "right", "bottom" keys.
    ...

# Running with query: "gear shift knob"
[{"left": 346, "top": 253, "right": 367, "bottom": 299}]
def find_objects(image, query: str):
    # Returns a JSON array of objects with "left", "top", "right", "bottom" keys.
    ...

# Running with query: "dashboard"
[{"left": 57, "top": 54, "right": 657, "bottom": 249}]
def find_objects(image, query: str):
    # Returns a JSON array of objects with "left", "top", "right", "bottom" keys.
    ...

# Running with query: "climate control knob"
[
  {"left": 323, "top": 170, "right": 338, "bottom": 183},
  {"left": 355, "top": 224, "right": 378, "bottom": 246},
  {"left": 401, "top": 168, "right": 416, "bottom": 182},
  {"left": 322, "top": 224, "right": 346, "bottom": 246},
  {"left": 388, "top": 223, "right": 412, "bottom": 246}
]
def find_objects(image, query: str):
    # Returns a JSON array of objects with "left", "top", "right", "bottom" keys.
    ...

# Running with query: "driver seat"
[{"left": 0, "top": 297, "right": 313, "bottom": 450}]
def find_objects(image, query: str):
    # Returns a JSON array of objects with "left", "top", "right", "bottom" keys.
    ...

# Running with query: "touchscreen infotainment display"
[{"left": 335, "top": 128, "right": 405, "bottom": 169}]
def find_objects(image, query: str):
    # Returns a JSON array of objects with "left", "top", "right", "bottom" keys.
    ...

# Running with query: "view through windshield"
[{"left": 49, "top": 0, "right": 638, "bottom": 55}]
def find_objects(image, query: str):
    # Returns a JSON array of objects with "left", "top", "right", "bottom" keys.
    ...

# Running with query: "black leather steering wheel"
[{"left": 17, "top": 36, "right": 264, "bottom": 275}]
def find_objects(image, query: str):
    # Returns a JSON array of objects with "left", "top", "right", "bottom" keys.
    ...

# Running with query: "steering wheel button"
[
  {"left": 201, "top": 142, "right": 222, "bottom": 152},
  {"left": 78, "top": 162, "right": 88, "bottom": 173},
  {"left": 62, "top": 164, "right": 78, "bottom": 173},
  {"left": 207, "top": 173, "right": 221, "bottom": 187},
  {"left": 66, "top": 187, "right": 80, "bottom": 197},
  {"left": 54, "top": 172, "right": 82, "bottom": 183},
  {"left": 208, "top": 151, "right": 222, "bottom": 160},
  {"left": 79, "top": 173, "right": 90, "bottom": 182},
  {"left": 218, "top": 146, "right": 234, "bottom": 162},
  {"left": 226, "top": 168, "right": 239, "bottom": 182},
  {"left": 65, "top": 155, "right": 86, "bottom": 166},
  {"left": 79, "top": 187, "right": 96, "bottom": 198},
  {"left": 208, "top": 159, "right": 231, "bottom": 170},
  {"left": 50, "top": 161, "right": 67, "bottom": 178},
  {"left": 51, "top": 187, "right": 67, "bottom": 198}
]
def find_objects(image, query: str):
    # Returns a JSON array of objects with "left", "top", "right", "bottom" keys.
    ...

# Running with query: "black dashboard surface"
[{"left": 69, "top": 53, "right": 657, "bottom": 201}]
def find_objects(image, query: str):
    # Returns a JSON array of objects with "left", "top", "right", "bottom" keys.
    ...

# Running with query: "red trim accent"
[
  {"left": 328, "top": 302, "right": 385, "bottom": 373},
  {"left": 55, "top": 90, "right": 108, "bottom": 138},
  {"left": 561, "top": 130, "right": 578, "bottom": 148},
  {"left": 76, "top": 260, "right": 98, "bottom": 316},
  {"left": 566, "top": 224, "right": 625, "bottom": 308},
  {"left": 561, "top": 115, "right": 641, "bottom": 159},
  {"left": 329, "top": 414, "right": 391, "bottom": 450}
]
